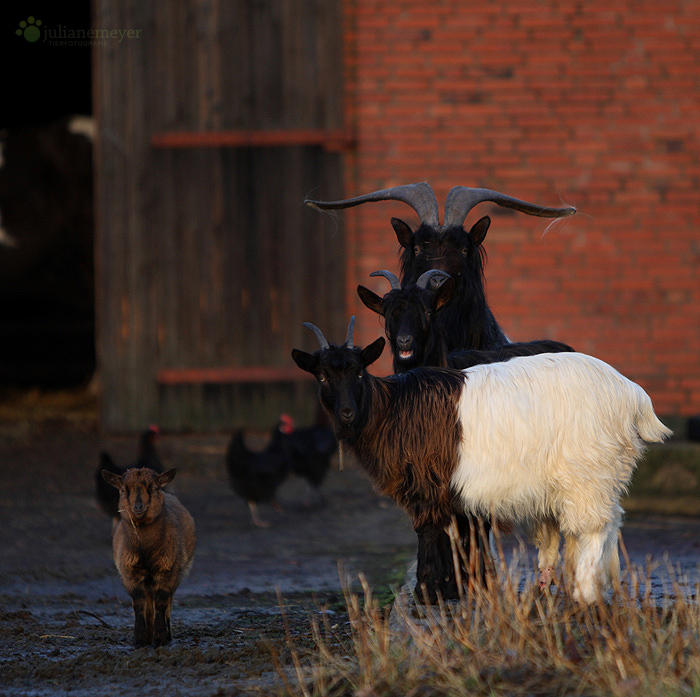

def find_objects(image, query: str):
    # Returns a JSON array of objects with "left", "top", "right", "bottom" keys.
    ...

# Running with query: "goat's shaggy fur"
[
  {"left": 293, "top": 332, "right": 671, "bottom": 604},
  {"left": 447, "top": 339, "right": 574, "bottom": 369},
  {"left": 348, "top": 367, "right": 465, "bottom": 528}
]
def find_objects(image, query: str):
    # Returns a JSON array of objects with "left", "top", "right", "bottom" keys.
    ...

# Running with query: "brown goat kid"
[{"left": 101, "top": 467, "right": 196, "bottom": 647}]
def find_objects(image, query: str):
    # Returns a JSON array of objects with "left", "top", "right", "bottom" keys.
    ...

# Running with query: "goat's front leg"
[
  {"left": 130, "top": 588, "right": 153, "bottom": 647},
  {"left": 415, "top": 523, "right": 456, "bottom": 603},
  {"left": 414, "top": 515, "right": 485, "bottom": 603},
  {"left": 153, "top": 589, "right": 173, "bottom": 646}
]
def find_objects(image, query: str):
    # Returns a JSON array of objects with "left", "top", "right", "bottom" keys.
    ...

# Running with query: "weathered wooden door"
[{"left": 94, "top": 0, "right": 348, "bottom": 430}]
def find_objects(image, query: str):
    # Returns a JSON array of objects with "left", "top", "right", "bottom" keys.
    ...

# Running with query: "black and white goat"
[
  {"left": 292, "top": 319, "right": 671, "bottom": 604},
  {"left": 358, "top": 269, "right": 575, "bottom": 373}
]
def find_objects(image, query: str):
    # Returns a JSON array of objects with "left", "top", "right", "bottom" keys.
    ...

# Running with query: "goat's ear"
[
  {"left": 357, "top": 285, "right": 384, "bottom": 315},
  {"left": 391, "top": 217, "right": 413, "bottom": 248},
  {"left": 469, "top": 215, "right": 491, "bottom": 247},
  {"left": 101, "top": 469, "right": 122, "bottom": 489},
  {"left": 291, "top": 348, "right": 319, "bottom": 375},
  {"left": 159, "top": 469, "right": 177, "bottom": 487},
  {"left": 434, "top": 277, "right": 455, "bottom": 311},
  {"left": 361, "top": 337, "right": 385, "bottom": 367}
]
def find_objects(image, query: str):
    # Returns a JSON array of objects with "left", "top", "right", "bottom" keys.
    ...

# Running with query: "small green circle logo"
[{"left": 16, "top": 16, "right": 42, "bottom": 42}]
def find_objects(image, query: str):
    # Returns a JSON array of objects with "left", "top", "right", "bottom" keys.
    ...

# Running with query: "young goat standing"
[
  {"left": 102, "top": 467, "right": 196, "bottom": 647},
  {"left": 292, "top": 319, "right": 672, "bottom": 604}
]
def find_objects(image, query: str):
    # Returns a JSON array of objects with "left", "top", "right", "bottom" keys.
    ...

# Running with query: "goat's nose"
[
  {"left": 339, "top": 407, "right": 355, "bottom": 424},
  {"left": 397, "top": 334, "right": 413, "bottom": 350}
]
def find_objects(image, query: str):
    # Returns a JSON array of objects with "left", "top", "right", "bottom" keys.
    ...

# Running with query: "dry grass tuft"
[{"left": 280, "top": 531, "right": 700, "bottom": 697}]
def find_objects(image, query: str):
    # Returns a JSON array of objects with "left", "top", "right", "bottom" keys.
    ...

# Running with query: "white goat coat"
[
  {"left": 449, "top": 352, "right": 671, "bottom": 601},
  {"left": 451, "top": 352, "right": 667, "bottom": 528}
]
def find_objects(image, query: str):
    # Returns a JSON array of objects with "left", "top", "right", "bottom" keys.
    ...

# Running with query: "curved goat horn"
[
  {"left": 416, "top": 269, "right": 452, "bottom": 290},
  {"left": 303, "top": 322, "right": 330, "bottom": 350},
  {"left": 305, "top": 182, "right": 440, "bottom": 228},
  {"left": 345, "top": 316, "right": 356, "bottom": 349},
  {"left": 369, "top": 270, "right": 401, "bottom": 290},
  {"left": 443, "top": 186, "right": 576, "bottom": 228}
]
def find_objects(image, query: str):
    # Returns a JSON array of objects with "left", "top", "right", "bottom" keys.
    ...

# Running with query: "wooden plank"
[
  {"left": 150, "top": 128, "right": 354, "bottom": 151},
  {"left": 94, "top": 0, "right": 161, "bottom": 431},
  {"left": 157, "top": 366, "right": 313, "bottom": 384}
]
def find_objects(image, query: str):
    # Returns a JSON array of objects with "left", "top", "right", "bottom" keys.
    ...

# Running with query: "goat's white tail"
[{"left": 634, "top": 386, "right": 672, "bottom": 443}]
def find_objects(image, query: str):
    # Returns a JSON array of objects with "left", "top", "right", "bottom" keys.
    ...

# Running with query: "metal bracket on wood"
[
  {"left": 150, "top": 129, "right": 355, "bottom": 153},
  {"left": 156, "top": 366, "right": 313, "bottom": 385}
]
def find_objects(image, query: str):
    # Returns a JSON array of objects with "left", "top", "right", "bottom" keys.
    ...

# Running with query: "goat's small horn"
[
  {"left": 369, "top": 270, "right": 401, "bottom": 290},
  {"left": 303, "top": 322, "right": 330, "bottom": 350},
  {"left": 443, "top": 186, "right": 576, "bottom": 228},
  {"left": 305, "top": 182, "right": 440, "bottom": 228},
  {"left": 345, "top": 316, "right": 356, "bottom": 349},
  {"left": 416, "top": 269, "right": 452, "bottom": 290}
]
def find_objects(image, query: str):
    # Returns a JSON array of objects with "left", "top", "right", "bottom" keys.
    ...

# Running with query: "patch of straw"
[{"left": 280, "top": 528, "right": 700, "bottom": 697}]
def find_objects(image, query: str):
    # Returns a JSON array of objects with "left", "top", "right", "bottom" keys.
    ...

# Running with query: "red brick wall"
[{"left": 340, "top": 0, "right": 700, "bottom": 415}]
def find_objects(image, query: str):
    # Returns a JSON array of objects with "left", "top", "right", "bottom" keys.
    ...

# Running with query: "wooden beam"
[
  {"left": 150, "top": 128, "right": 355, "bottom": 152},
  {"left": 156, "top": 365, "right": 313, "bottom": 385}
]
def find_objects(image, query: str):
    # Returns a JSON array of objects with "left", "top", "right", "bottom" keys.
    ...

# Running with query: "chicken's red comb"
[{"left": 279, "top": 414, "right": 295, "bottom": 434}]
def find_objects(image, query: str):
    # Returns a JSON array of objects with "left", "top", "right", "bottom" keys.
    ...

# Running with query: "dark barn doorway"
[{"left": 1, "top": 2, "right": 95, "bottom": 389}]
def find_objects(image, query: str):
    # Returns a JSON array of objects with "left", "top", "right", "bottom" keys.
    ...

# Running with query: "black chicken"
[
  {"left": 286, "top": 409, "right": 337, "bottom": 505},
  {"left": 225, "top": 415, "right": 294, "bottom": 528},
  {"left": 95, "top": 425, "right": 163, "bottom": 521}
]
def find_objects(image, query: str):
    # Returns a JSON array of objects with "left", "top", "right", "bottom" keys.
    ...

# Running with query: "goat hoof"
[
  {"left": 134, "top": 627, "right": 152, "bottom": 647},
  {"left": 152, "top": 631, "right": 171, "bottom": 647}
]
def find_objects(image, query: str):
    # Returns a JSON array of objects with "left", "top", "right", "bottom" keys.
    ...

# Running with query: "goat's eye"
[
  {"left": 357, "top": 372, "right": 363, "bottom": 379},
  {"left": 318, "top": 374, "right": 326, "bottom": 383},
  {"left": 413, "top": 245, "right": 421, "bottom": 255},
  {"left": 461, "top": 248, "right": 468, "bottom": 256}
]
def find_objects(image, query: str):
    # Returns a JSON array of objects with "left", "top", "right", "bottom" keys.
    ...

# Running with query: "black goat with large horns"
[{"left": 306, "top": 182, "right": 575, "bottom": 350}]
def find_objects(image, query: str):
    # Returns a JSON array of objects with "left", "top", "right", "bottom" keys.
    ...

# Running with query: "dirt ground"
[{"left": 1, "top": 396, "right": 700, "bottom": 696}]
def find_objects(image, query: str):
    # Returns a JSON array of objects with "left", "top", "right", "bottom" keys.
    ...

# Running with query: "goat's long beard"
[{"left": 338, "top": 441, "right": 346, "bottom": 471}]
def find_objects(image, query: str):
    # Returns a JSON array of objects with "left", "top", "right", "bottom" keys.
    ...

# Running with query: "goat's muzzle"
[
  {"left": 339, "top": 407, "right": 355, "bottom": 425},
  {"left": 131, "top": 504, "right": 147, "bottom": 519},
  {"left": 396, "top": 334, "right": 416, "bottom": 362}
]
